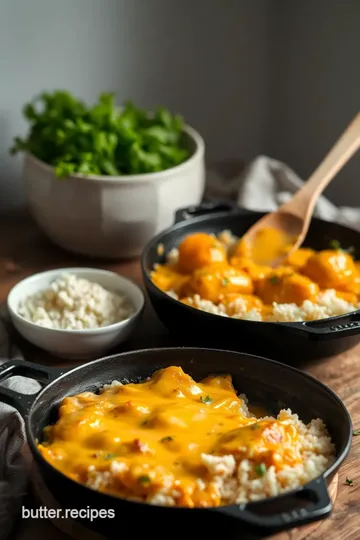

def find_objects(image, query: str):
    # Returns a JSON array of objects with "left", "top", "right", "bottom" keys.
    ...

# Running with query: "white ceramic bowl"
[
  {"left": 7, "top": 267, "right": 145, "bottom": 360},
  {"left": 23, "top": 125, "right": 205, "bottom": 259}
]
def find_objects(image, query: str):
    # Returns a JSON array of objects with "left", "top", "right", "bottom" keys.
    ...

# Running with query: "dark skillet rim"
[
  {"left": 140, "top": 210, "right": 360, "bottom": 328},
  {"left": 27, "top": 346, "right": 353, "bottom": 511}
]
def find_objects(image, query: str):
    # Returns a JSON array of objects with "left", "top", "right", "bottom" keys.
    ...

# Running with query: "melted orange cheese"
[
  {"left": 151, "top": 264, "right": 190, "bottom": 295},
  {"left": 255, "top": 268, "right": 319, "bottom": 305},
  {"left": 38, "top": 367, "right": 300, "bottom": 508},
  {"left": 184, "top": 263, "right": 253, "bottom": 303},
  {"left": 151, "top": 231, "right": 360, "bottom": 318},
  {"left": 234, "top": 227, "right": 297, "bottom": 266}
]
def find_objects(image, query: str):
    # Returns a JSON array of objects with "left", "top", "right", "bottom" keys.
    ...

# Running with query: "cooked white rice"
[
  {"left": 170, "top": 288, "right": 360, "bottom": 322},
  {"left": 85, "top": 400, "right": 335, "bottom": 506}
]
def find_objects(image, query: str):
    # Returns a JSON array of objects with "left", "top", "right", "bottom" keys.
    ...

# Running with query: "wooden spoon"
[{"left": 242, "top": 111, "right": 360, "bottom": 267}]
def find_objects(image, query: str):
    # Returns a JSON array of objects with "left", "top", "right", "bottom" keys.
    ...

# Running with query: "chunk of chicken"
[
  {"left": 255, "top": 268, "right": 319, "bottom": 305},
  {"left": 185, "top": 263, "right": 254, "bottom": 303},
  {"left": 301, "top": 250, "right": 356, "bottom": 291},
  {"left": 177, "top": 233, "right": 227, "bottom": 274}
]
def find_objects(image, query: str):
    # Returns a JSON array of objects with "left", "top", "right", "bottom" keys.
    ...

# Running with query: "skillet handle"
[
  {"left": 0, "top": 359, "right": 64, "bottom": 418},
  {"left": 214, "top": 477, "right": 332, "bottom": 536},
  {"left": 174, "top": 202, "right": 254, "bottom": 224},
  {"left": 287, "top": 311, "right": 360, "bottom": 340}
]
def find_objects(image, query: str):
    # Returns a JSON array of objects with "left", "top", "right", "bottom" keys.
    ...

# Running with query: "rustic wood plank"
[{"left": 0, "top": 215, "right": 358, "bottom": 540}]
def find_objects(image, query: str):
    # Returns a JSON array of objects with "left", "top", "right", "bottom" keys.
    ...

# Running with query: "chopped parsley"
[
  {"left": 221, "top": 277, "right": 229, "bottom": 286},
  {"left": 103, "top": 453, "right": 117, "bottom": 460},
  {"left": 200, "top": 395, "right": 213, "bottom": 404},
  {"left": 329, "top": 239, "right": 341, "bottom": 250},
  {"left": 268, "top": 275, "right": 280, "bottom": 285},
  {"left": 353, "top": 429, "right": 360, "bottom": 436},
  {"left": 138, "top": 475, "right": 151, "bottom": 484},
  {"left": 345, "top": 477, "right": 354, "bottom": 486},
  {"left": 251, "top": 423, "right": 260, "bottom": 430},
  {"left": 255, "top": 463, "right": 267, "bottom": 477},
  {"left": 329, "top": 239, "right": 355, "bottom": 256},
  {"left": 161, "top": 436, "right": 174, "bottom": 442}
]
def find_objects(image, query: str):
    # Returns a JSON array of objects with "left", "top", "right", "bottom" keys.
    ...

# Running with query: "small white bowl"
[
  {"left": 7, "top": 267, "right": 145, "bottom": 360},
  {"left": 23, "top": 125, "right": 205, "bottom": 259}
]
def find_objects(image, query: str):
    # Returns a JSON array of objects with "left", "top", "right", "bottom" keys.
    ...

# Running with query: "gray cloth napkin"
[
  {"left": 0, "top": 154, "right": 359, "bottom": 539},
  {"left": 206, "top": 154, "right": 360, "bottom": 231},
  {"left": 0, "top": 311, "right": 40, "bottom": 540}
]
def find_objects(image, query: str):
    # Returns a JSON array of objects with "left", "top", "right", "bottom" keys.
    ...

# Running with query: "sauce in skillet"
[
  {"left": 38, "top": 366, "right": 302, "bottom": 507},
  {"left": 151, "top": 229, "right": 360, "bottom": 320}
]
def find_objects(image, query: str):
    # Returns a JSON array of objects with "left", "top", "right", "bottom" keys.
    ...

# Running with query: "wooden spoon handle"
[{"left": 282, "top": 111, "right": 360, "bottom": 221}]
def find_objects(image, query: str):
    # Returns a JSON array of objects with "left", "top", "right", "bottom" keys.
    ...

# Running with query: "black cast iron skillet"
[
  {"left": 141, "top": 202, "right": 360, "bottom": 363},
  {"left": 0, "top": 347, "right": 352, "bottom": 539}
]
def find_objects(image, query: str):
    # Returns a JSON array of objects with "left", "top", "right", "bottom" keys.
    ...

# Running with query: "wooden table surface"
[{"left": 1, "top": 214, "right": 359, "bottom": 540}]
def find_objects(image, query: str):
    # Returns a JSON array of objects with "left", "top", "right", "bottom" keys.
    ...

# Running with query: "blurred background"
[{"left": 1, "top": 0, "right": 359, "bottom": 214}]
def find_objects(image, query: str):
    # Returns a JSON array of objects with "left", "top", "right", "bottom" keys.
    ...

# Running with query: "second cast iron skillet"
[{"left": 141, "top": 202, "right": 360, "bottom": 363}]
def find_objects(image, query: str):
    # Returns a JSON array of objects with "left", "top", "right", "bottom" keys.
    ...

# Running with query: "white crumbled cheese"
[{"left": 17, "top": 273, "right": 133, "bottom": 330}]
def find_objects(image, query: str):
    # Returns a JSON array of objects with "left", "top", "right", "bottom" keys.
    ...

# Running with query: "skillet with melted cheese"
[
  {"left": 151, "top": 228, "right": 360, "bottom": 321},
  {"left": 38, "top": 366, "right": 316, "bottom": 508}
]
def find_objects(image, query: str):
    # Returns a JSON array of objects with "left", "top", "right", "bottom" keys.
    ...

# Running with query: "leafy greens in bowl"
[{"left": 10, "top": 91, "right": 190, "bottom": 178}]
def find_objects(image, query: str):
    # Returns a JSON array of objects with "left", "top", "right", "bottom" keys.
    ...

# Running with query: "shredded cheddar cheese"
[{"left": 38, "top": 366, "right": 335, "bottom": 507}]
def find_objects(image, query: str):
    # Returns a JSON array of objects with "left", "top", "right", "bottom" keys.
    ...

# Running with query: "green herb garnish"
[
  {"left": 329, "top": 239, "right": 341, "bottom": 250},
  {"left": 200, "top": 395, "right": 213, "bottom": 404},
  {"left": 255, "top": 463, "right": 267, "bottom": 477},
  {"left": 103, "top": 453, "right": 117, "bottom": 460},
  {"left": 10, "top": 91, "right": 190, "bottom": 177},
  {"left": 251, "top": 423, "right": 260, "bottom": 430},
  {"left": 329, "top": 239, "right": 355, "bottom": 256},
  {"left": 269, "top": 275, "right": 280, "bottom": 285},
  {"left": 161, "top": 436, "right": 174, "bottom": 442},
  {"left": 221, "top": 277, "right": 229, "bottom": 286},
  {"left": 353, "top": 429, "right": 360, "bottom": 436},
  {"left": 138, "top": 475, "right": 151, "bottom": 484},
  {"left": 345, "top": 477, "right": 354, "bottom": 486}
]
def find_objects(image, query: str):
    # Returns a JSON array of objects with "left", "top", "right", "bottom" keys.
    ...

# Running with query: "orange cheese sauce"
[
  {"left": 234, "top": 227, "right": 297, "bottom": 266},
  {"left": 38, "top": 366, "right": 300, "bottom": 508},
  {"left": 150, "top": 230, "right": 360, "bottom": 319}
]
